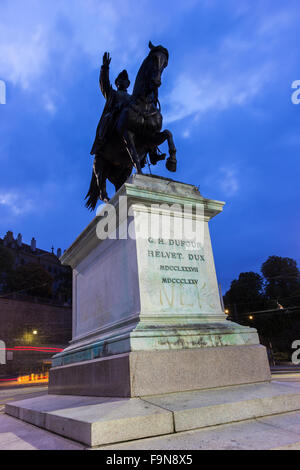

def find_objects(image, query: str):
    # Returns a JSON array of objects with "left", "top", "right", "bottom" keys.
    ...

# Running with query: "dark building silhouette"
[
  {"left": 0, "top": 231, "right": 72, "bottom": 378},
  {"left": 0, "top": 231, "right": 71, "bottom": 304}
]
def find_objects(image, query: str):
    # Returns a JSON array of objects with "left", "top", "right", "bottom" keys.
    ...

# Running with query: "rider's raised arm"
[{"left": 99, "top": 52, "right": 112, "bottom": 100}]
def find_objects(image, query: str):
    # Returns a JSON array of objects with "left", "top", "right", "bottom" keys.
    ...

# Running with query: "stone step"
[
  {"left": 5, "top": 381, "right": 300, "bottom": 447},
  {"left": 143, "top": 381, "right": 300, "bottom": 432},
  {"left": 5, "top": 394, "right": 173, "bottom": 447}
]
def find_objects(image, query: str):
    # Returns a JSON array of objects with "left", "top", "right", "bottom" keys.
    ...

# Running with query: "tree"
[
  {"left": 0, "top": 246, "right": 15, "bottom": 274},
  {"left": 5, "top": 263, "right": 54, "bottom": 298},
  {"left": 261, "top": 256, "right": 300, "bottom": 307},
  {"left": 0, "top": 246, "right": 15, "bottom": 293},
  {"left": 54, "top": 268, "right": 72, "bottom": 304},
  {"left": 224, "top": 271, "right": 266, "bottom": 316}
]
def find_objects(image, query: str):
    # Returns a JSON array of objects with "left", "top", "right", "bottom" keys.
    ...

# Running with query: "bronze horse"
[{"left": 85, "top": 42, "right": 177, "bottom": 210}]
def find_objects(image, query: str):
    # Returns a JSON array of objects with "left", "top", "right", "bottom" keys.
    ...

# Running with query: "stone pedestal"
[{"left": 49, "top": 175, "right": 271, "bottom": 397}]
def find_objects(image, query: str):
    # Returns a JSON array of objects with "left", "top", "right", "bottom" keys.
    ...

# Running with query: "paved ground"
[
  {"left": 0, "top": 413, "right": 85, "bottom": 450},
  {"left": 0, "top": 385, "right": 84, "bottom": 450},
  {"left": 1, "top": 375, "right": 300, "bottom": 450},
  {"left": 0, "top": 385, "right": 48, "bottom": 412}
]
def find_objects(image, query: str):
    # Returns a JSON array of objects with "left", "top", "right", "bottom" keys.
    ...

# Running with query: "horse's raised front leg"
[
  {"left": 164, "top": 129, "right": 177, "bottom": 172},
  {"left": 122, "top": 130, "right": 143, "bottom": 174},
  {"left": 93, "top": 156, "right": 109, "bottom": 202},
  {"left": 151, "top": 130, "right": 177, "bottom": 172}
]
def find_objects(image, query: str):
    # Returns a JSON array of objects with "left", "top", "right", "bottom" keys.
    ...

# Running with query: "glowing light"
[
  {"left": 249, "top": 315, "right": 253, "bottom": 320},
  {"left": 0, "top": 373, "right": 49, "bottom": 385},
  {"left": 33, "top": 330, "right": 38, "bottom": 335},
  {"left": 18, "top": 373, "right": 49, "bottom": 384},
  {"left": 225, "top": 309, "right": 229, "bottom": 314}
]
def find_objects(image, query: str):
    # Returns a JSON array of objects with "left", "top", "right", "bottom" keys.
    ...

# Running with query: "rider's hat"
[{"left": 115, "top": 70, "right": 130, "bottom": 87}]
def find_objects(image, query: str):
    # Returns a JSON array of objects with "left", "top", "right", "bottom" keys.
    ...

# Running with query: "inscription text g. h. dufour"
[{"left": 146, "top": 237, "right": 213, "bottom": 309}]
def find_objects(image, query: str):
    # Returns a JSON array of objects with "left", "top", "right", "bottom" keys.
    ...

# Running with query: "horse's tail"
[{"left": 85, "top": 171, "right": 98, "bottom": 211}]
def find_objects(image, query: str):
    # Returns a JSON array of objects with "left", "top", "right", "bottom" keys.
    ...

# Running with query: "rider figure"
[
  {"left": 90, "top": 53, "right": 131, "bottom": 156},
  {"left": 91, "top": 52, "right": 164, "bottom": 165}
]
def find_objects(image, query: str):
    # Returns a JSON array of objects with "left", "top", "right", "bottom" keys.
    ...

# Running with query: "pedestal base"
[
  {"left": 6, "top": 381, "right": 300, "bottom": 447},
  {"left": 49, "top": 344, "right": 271, "bottom": 397},
  {"left": 50, "top": 176, "right": 270, "bottom": 400}
]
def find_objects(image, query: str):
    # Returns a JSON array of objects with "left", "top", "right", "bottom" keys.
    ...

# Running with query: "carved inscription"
[{"left": 145, "top": 237, "right": 208, "bottom": 308}]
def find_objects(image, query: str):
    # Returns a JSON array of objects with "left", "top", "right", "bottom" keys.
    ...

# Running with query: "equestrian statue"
[{"left": 85, "top": 41, "right": 177, "bottom": 210}]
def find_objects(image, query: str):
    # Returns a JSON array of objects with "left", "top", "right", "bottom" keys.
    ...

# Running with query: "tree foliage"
[
  {"left": 261, "top": 256, "right": 300, "bottom": 307},
  {"left": 5, "top": 263, "right": 54, "bottom": 298},
  {"left": 224, "top": 271, "right": 266, "bottom": 314},
  {"left": 224, "top": 256, "right": 300, "bottom": 315},
  {"left": 0, "top": 246, "right": 15, "bottom": 274},
  {"left": 55, "top": 268, "right": 72, "bottom": 303}
]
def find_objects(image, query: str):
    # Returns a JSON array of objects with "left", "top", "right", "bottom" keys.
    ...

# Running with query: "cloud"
[
  {"left": 0, "top": 0, "right": 194, "bottom": 90},
  {"left": 162, "top": 3, "right": 299, "bottom": 124},
  {"left": 42, "top": 92, "right": 57, "bottom": 115},
  {"left": 205, "top": 166, "right": 240, "bottom": 198},
  {"left": 0, "top": 1, "right": 117, "bottom": 89},
  {"left": 0, "top": 15, "right": 49, "bottom": 89},
  {"left": 0, "top": 190, "right": 34, "bottom": 216},
  {"left": 182, "top": 129, "right": 191, "bottom": 139},
  {"left": 1, "top": 0, "right": 299, "bottom": 127},
  {"left": 0, "top": 179, "right": 76, "bottom": 219},
  {"left": 257, "top": 9, "right": 294, "bottom": 36},
  {"left": 219, "top": 167, "right": 239, "bottom": 197},
  {"left": 164, "top": 66, "right": 271, "bottom": 124}
]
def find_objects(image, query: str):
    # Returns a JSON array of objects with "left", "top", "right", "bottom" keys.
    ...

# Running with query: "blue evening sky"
[{"left": 0, "top": 0, "right": 299, "bottom": 293}]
